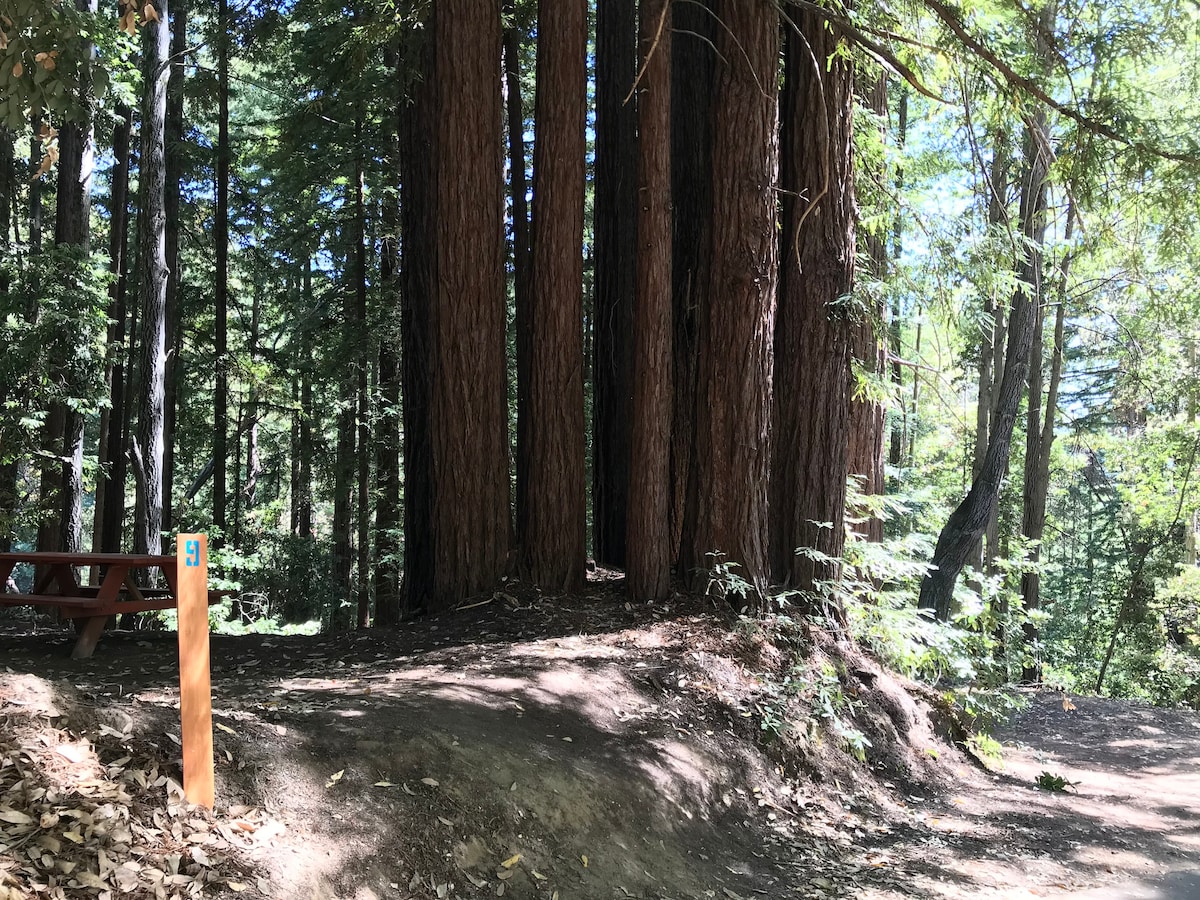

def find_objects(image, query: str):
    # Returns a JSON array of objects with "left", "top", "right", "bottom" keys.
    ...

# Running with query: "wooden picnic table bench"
[{"left": 0, "top": 551, "right": 225, "bottom": 659}]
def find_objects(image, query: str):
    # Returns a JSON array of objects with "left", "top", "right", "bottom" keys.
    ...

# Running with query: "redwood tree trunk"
[
  {"left": 403, "top": 0, "right": 512, "bottom": 611},
  {"left": 683, "top": 0, "right": 778, "bottom": 600},
  {"left": 523, "top": 0, "right": 587, "bottom": 590},
  {"left": 626, "top": 0, "right": 673, "bottom": 601},
  {"left": 770, "top": 10, "right": 856, "bottom": 599},
  {"left": 132, "top": 0, "right": 171, "bottom": 558},
  {"left": 591, "top": 0, "right": 638, "bottom": 568}
]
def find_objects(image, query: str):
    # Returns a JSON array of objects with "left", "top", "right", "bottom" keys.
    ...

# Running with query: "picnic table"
[{"left": 0, "top": 551, "right": 206, "bottom": 659}]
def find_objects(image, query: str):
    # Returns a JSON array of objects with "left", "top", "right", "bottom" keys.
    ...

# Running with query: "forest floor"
[{"left": 1, "top": 577, "right": 1199, "bottom": 900}]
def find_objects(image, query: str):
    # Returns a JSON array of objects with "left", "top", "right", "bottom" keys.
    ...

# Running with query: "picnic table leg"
[
  {"left": 70, "top": 565, "right": 129, "bottom": 658},
  {"left": 71, "top": 615, "right": 110, "bottom": 659}
]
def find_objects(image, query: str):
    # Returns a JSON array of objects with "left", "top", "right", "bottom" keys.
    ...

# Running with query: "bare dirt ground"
[{"left": 2, "top": 584, "right": 1199, "bottom": 900}]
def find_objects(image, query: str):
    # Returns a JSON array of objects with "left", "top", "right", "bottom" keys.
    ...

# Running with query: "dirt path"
[
  {"left": 2, "top": 599, "right": 1200, "bottom": 899},
  {"left": 853, "top": 692, "right": 1200, "bottom": 898}
]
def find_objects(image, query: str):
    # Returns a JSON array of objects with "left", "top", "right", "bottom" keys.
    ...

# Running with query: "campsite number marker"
[{"left": 177, "top": 533, "right": 215, "bottom": 809}]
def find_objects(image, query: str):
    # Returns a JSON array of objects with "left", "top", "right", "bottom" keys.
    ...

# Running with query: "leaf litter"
[{"left": 0, "top": 692, "right": 274, "bottom": 899}]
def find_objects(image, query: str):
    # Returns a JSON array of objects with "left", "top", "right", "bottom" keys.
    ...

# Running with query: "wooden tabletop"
[{"left": 0, "top": 552, "right": 176, "bottom": 566}]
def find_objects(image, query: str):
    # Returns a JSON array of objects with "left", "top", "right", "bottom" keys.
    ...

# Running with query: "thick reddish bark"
[
  {"left": 626, "top": 0, "right": 673, "bottom": 601},
  {"left": 401, "top": 0, "right": 511, "bottom": 612},
  {"left": 770, "top": 11, "right": 856, "bottom": 596},
  {"left": 683, "top": 0, "right": 778, "bottom": 600},
  {"left": 522, "top": 0, "right": 588, "bottom": 590}
]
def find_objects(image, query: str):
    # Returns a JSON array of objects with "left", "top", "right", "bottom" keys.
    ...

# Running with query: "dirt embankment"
[{"left": 2, "top": 589, "right": 1199, "bottom": 900}]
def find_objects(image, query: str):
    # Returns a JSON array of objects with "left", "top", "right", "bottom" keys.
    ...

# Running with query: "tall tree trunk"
[
  {"left": 132, "top": 0, "right": 171, "bottom": 558},
  {"left": 504, "top": 0, "right": 535, "bottom": 559},
  {"left": 298, "top": 260, "right": 314, "bottom": 540},
  {"left": 399, "top": 26, "right": 435, "bottom": 615},
  {"left": 669, "top": 0, "right": 714, "bottom": 566},
  {"left": 627, "top": 0, "right": 673, "bottom": 601},
  {"left": 374, "top": 48, "right": 403, "bottom": 626},
  {"left": 99, "top": 107, "right": 133, "bottom": 553},
  {"left": 0, "top": 127, "right": 13, "bottom": 551},
  {"left": 972, "top": 131, "right": 1010, "bottom": 575},
  {"left": 53, "top": 0, "right": 96, "bottom": 558},
  {"left": 1021, "top": 201, "right": 1072, "bottom": 681},
  {"left": 213, "top": 0, "right": 230, "bottom": 542},
  {"left": 683, "top": 0, "right": 778, "bottom": 601},
  {"left": 31, "top": 109, "right": 60, "bottom": 561},
  {"left": 333, "top": 342, "right": 356, "bottom": 624},
  {"left": 427, "top": 0, "right": 511, "bottom": 609},
  {"left": 918, "top": 111, "right": 1050, "bottom": 620},
  {"left": 523, "top": 0, "right": 587, "bottom": 589},
  {"left": 888, "top": 90, "right": 908, "bottom": 468},
  {"left": 352, "top": 133, "right": 372, "bottom": 627},
  {"left": 847, "top": 73, "right": 887, "bottom": 543},
  {"left": 770, "top": 9, "right": 856, "bottom": 601},
  {"left": 591, "top": 0, "right": 637, "bottom": 568},
  {"left": 162, "top": 0, "right": 187, "bottom": 536}
]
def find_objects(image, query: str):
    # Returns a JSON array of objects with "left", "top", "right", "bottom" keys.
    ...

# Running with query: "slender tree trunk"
[
  {"left": 847, "top": 74, "right": 887, "bottom": 543},
  {"left": 972, "top": 132, "right": 1010, "bottom": 575},
  {"left": 298, "top": 260, "right": 314, "bottom": 541},
  {"left": 132, "top": 0, "right": 171, "bottom": 558},
  {"left": 352, "top": 133, "right": 372, "bottom": 627},
  {"left": 918, "top": 111, "right": 1050, "bottom": 620},
  {"left": 52, "top": 0, "right": 96, "bottom": 559},
  {"left": 627, "top": 0, "right": 673, "bottom": 601},
  {"left": 523, "top": 0, "right": 587, "bottom": 590},
  {"left": 232, "top": 401, "right": 243, "bottom": 549},
  {"left": 1021, "top": 202, "right": 1073, "bottom": 681},
  {"left": 683, "top": 0, "right": 778, "bottom": 601},
  {"left": 0, "top": 128, "right": 13, "bottom": 551},
  {"left": 592, "top": 0, "right": 638, "bottom": 568},
  {"left": 213, "top": 0, "right": 230, "bottom": 542},
  {"left": 243, "top": 287, "right": 261, "bottom": 518},
  {"left": 100, "top": 110, "right": 133, "bottom": 553},
  {"left": 162, "top": 0, "right": 187, "bottom": 536},
  {"left": 888, "top": 90, "right": 908, "bottom": 469},
  {"left": 503, "top": 0, "right": 535, "bottom": 559},
  {"left": 770, "top": 9, "right": 856, "bottom": 601},
  {"left": 374, "top": 48, "right": 403, "bottom": 626},
  {"left": 31, "top": 108, "right": 61, "bottom": 561},
  {"left": 333, "top": 349, "right": 356, "bottom": 625},
  {"left": 399, "top": 25, "right": 435, "bottom": 615},
  {"left": 669, "top": 0, "right": 714, "bottom": 566}
]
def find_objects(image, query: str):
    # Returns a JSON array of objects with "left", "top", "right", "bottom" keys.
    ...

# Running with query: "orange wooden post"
[{"left": 177, "top": 534, "right": 214, "bottom": 809}]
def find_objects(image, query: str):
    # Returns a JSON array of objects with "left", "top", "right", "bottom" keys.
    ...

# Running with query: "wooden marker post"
[{"left": 177, "top": 534, "right": 215, "bottom": 809}]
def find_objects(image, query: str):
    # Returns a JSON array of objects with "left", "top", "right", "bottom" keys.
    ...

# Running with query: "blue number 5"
[{"left": 185, "top": 539, "right": 200, "bottom": 568}]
